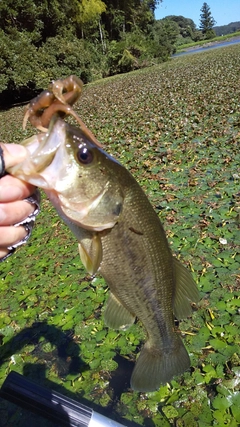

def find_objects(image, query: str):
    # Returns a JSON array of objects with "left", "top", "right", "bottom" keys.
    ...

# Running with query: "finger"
[
  {"left": 0, "top": 225, "right": 28, "bottom": 248},
  {"left": 0, "top": 143, "right": 28, "bottom": 169},
  {"left": 0, "top": 174, "right": 36, "bottom": 202},
  {"left": 0, "top": 200, "right": 35, "bottom": 226}
]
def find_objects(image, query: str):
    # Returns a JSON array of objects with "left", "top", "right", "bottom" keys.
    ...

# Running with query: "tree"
[
  {"left": 76, "top": 0, "right": 106, "bottom": 38},
  {"left": 153, "top": 19, "right": 179, "bottom": 54},
  {"left": 102, "top": 0, "right": 161, "bottom": 40},
  {"left": 199, "top": 3, "right": 216, "bottom": 39},
  {"left": 166, "top": 15, "right": 196, "bottom": 38},
  {"left": 0, "top": 0, "right": 174, "bottom": 104}
]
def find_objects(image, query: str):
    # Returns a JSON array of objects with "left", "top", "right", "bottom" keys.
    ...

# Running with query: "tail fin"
[{"left": 130, "top": 337, "right": 190, "bottom": 392}]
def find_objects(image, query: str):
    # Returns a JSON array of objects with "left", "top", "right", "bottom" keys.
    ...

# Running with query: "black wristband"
[{"left": 0, "top": 145, "right": 6, "bottom": 178}]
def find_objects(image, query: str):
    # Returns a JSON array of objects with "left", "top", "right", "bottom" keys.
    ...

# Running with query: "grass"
[{"left": 0, "top": 44, "right": 240, "bottom": 427}]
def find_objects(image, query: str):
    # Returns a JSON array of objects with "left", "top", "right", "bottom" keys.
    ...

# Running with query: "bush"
[
  {"left": 204, "top": 29, "right": 216, "bottom": 40},
  {"left": 0, "top": 22, "right": 178, "bottom": 104},
  {"left": 38, "top": 35, "right": 103, "bottom": 84},
  {"left": 106, "top": 29, "right": 169, "bottom": 75},
  {"left": 0, "top": 30, "right": 40, "bottom": 92},
  {"left": 0, "top": 31, "right": 105, "bottom": 105},
  {"left": 106, "top": 40, "right": 139, "bottom": 75}
]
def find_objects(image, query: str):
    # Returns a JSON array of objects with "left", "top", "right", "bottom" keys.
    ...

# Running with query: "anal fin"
[{"left": 104, "top": 292, "right": 135, "bottom": 331}]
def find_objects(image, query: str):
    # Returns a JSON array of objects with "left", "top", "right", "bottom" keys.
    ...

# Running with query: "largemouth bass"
[{"left": 8, "top": 117, "right": 199, "bottom": 392}]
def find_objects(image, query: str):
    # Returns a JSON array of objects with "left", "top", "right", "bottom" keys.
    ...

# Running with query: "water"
[{"left": 174, "top": 36, "right": 240, "bottom": 57}]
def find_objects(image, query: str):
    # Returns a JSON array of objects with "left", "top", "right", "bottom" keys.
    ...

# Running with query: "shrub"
[
  {"left": 0, "top": 30, "right": 40, "bottom": 92},
  {"left": 106, "top": 30, "right": 165, "bottom": 75},
  {"left": 0, "top": 31, "right": 105, "bottom": 105}
]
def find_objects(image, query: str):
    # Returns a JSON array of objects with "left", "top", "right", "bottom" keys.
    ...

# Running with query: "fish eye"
[{"left": 76, "top": 146, "right": 94, "bottom": 165}]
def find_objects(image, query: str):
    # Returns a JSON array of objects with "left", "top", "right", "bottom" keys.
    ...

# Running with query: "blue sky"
[{"left": 155, "top": 0, "right": 240, "bottom": 27}]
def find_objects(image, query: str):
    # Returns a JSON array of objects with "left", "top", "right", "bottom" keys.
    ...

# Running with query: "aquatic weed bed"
[{"left": 0, "top": 45, "right": 239, "bottom": 426}]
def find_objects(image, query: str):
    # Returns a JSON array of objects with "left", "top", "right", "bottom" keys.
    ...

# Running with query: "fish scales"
[
  {"left": 98, "top": 166, "right": 189, "bottom": 391},
  {"left": 99, "top": 171, "right": 175, "bottom": 334},
  {"left": 8, "top": 116, "right": 199, "bottom": 392}
]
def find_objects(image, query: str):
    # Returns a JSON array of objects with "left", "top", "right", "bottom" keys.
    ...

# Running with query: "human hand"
[{"left": 0, "top": 143, "right": 40, "bottom": 261}]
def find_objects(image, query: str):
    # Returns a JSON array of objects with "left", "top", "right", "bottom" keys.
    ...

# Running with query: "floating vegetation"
[{"left": 0, "top": 45, "right": 239, "bottom": 426}]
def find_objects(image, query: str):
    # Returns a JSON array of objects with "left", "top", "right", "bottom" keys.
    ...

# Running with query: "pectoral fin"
[
  {"left": 173, "top": 257, "right": 200, "bottom": 319},
  {"left": 104, "top": 292, "right": 135, "bottom": 331},
  {"left": 78, "top": 233, "right": 102, "bottom": 275}
]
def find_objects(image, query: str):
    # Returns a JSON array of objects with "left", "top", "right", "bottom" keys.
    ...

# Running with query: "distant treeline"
[
  {"left": 0, "top": 0, "right": 176, "bottom": 105},
  {"left": 213, "top": 21, "right": 240, "bottom": 36},
  {"left": 0, "top": 0, "right": 239, "bottom": 106}
]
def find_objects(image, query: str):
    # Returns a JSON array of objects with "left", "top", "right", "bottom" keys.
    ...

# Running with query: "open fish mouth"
[
  {"left": 9, "top": 117, "right": 122, "bottom": 231},
  {"left": 9, "top": 117, "right": 66, "bottom": 188}
]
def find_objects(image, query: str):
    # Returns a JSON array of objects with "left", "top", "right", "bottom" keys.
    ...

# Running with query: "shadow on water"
[
  {"left": 109, "top": 354, "right": 134, "bottom": 401},
  {"left": 0, "top": 322, "right": 142, "bottom": 427}
]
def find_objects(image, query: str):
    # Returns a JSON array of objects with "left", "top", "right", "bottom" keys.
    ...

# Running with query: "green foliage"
[
  {"left": 199, "top": 2, "right": 216, "bottom": 39},
  {"left": 0, "top": 0, "right": 81, "bottom": 42},
  {"left": 78, "top": 0, "right": 107, "bottom": 25},
  {"left": 0, "top": 0, "right": 176, "bottom": 103},
  {"left": 0, "top": 30, "right": 40, "bottom": 92},
  {"left": 107, "top": 31, "right": 153, "bottom": 75},
  {"left": 158, "top": 15, "right": 204, "bottom": 47},
  {"left": 152, "top": 19, "right": 179, "bottom": 55},
  {"left": 76, "top": 0, "right": 107, "bottom": 39},
  {"left": 0, "top": 0, "right": 42, "bottom": 37},
  {"left": 0, "top": 44, "right": 239, "bottom": 426},
  {"left": 204, "top": 28, "right": 217, "bottom": 40},
  {"left": 0, "top": 30, "right": 106, "bottom": 99},
  {"left": 103, "top": 0, "right": 158, "bottom": 39},
  {"left": 107, "top": 23, "right": 177, "bottom": 75},
  {"left": 214, "top": 21, "right": 240, "bottom": 36},
  {"left": 0, "top": 0, "right": 160, "bottom": 43},
  {"left": 164, "top": 15, "right": 196, "bottom": 38},
  {"left": 38, "top": 35, "right": 104, "bottom": 83},
  {"left": 107, "top": 35, "right": 142, "bottom": 75}
]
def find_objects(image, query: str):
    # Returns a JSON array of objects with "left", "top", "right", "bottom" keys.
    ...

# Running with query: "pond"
[
  {"left": 174, "top": 36, "right": 240, "bottom": 56},
  {"left": 0, "top": 44, "right": 240, "bottom": 427}
]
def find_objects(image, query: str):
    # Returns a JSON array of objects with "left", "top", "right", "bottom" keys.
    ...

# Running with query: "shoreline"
[{"left": 177, "top": 34, "right": 240, "bottom": 53}]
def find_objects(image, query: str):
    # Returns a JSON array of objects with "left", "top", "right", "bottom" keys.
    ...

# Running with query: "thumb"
[{"left": 0, "top": 143, "right": 28, "bottom": 170}]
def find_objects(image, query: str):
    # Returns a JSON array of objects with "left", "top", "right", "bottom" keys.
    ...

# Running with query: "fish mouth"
[
  {"left": 9, "top": 117, "right": 65, "bottom": 188},
  {"left": 9, "top": 117, "right": 121, "bottom": 231}
]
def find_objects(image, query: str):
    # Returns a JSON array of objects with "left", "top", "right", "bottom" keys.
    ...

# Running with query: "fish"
[{"left": 8, "top": 116, "right": 199, "bottom": 392}]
